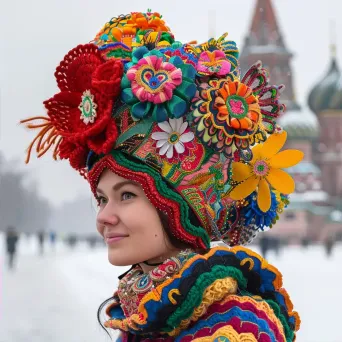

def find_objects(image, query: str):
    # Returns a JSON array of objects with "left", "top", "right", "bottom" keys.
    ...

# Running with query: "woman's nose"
[{"left": 96, "top": 202, "right": 120, "bottom": 227}]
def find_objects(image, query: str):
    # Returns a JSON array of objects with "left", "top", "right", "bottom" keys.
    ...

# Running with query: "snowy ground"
[{"left": 1, "top": 233, "right": 341, "bottom": 342}]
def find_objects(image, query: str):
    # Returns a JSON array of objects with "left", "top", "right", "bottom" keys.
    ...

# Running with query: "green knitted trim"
[
  {"left": 112, "top": 151, "right": 211, "bottom": 247},
  {"left": 106, "top": 49, "right": 131, "bottom": 60},
  {"left": 201, "top": 146, "right": 215, "bottom": 165},
  {"left": 165, "top": 265, "right": 246, "bottom": 330},
  {"left": 265, "top": 299, "right": 294, "bottom": 342}
]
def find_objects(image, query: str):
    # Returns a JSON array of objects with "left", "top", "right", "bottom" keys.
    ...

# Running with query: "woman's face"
[{"left": 96, "top": 169, "right": 174, "bottom": 266}]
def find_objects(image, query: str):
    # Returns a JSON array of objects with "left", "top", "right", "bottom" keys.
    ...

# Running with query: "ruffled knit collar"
[{"left": 104, "top": 246, "right": 300, "bottom": 341}]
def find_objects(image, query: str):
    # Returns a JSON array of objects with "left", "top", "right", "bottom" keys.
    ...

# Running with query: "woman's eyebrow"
[
  {"left": 96, "top": 188, "right": 104, "bottom": 195},
  {"left": 96, "top": 180, "right": 138, "bottom": 195},
  {"left": 112, "top": 180, "right": 138, "bottom": 192}
]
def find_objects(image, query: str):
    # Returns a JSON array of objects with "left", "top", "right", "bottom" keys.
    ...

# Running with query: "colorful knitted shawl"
[
  {"left": 105, "top": 245, "right": 300, "bottom": 341},
  {"left": 21, "top": 11, "right": 304, "bottom": 248}
]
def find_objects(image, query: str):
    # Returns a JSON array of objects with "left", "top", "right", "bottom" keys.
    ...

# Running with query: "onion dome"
[
  {"left": 308, "top": 45, "right": 342, "bottom": 114},
  {"left": 278, "top": 107, "right": 319, "bottom": 139}
]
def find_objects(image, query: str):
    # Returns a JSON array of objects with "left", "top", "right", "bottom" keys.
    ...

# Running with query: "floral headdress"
[{"left": 21, "top": 11, "right": 303, "bottom": 249}]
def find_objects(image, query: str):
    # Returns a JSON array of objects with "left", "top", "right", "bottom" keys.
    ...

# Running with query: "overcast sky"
[{"left": 1, "top": 0, "right": 342, "bottom": 207}]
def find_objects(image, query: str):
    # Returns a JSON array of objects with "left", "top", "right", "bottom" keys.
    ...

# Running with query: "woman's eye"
[
  {"left": 97, "top": 196, "right": 108, "bottom": 206},
  {"left": 122, "top": 192, "right": 136, "bottom": 201}
]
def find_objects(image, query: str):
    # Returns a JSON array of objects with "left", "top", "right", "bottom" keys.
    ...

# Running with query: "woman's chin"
[{"left": 108, "top": 250, "right": 138, "bottom": 266}]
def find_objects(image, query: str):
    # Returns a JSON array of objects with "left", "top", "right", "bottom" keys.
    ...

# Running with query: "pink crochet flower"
[
  {"left": 197, "top": 50, "right": 231, "bottom": 76},
  {"left": 126, "top": 55, "right": 182, "bottom": 104}
]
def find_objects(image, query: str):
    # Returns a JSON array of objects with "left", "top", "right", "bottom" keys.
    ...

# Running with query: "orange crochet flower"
[
  {"left": 214, "top": 80, "right": 261, "bottom": 132},
  {"left": 127, "top": 12, "right": 169, "bottom": 32},
  {"left": 229, "top": 131, "right": 304, "bottom": 212},
  {"left": 94, "top": 12, "right": 170, "bottom": 49}
]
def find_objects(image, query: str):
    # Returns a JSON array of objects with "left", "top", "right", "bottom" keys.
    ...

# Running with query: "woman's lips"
[{"left": 106, "top": 236, "right": 127, "bottom": 244}]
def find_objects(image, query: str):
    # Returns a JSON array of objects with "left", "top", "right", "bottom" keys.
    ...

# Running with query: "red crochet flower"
[
  {"left": 44, "top": 44, "right": 123, "bottom": 156},
  {"left": 58, "top": 140, "right": 89, "bottom": 170}
]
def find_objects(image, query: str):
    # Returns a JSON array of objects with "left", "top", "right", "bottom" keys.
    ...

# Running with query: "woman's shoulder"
[{"left": 105, "top": 246, "right": 300, "bottom": 341}]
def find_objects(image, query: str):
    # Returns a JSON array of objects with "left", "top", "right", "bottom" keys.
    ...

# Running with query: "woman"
[{"left": 22, "top": 11, "right": 302, "bottom": 341}]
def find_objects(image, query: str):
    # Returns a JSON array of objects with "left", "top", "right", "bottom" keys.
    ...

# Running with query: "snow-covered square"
[{"left": 1, "top": 234, "right": 341, "bottom": 342}]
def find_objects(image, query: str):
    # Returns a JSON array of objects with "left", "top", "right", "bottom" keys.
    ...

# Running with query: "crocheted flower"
[
  {"left": 151, "top": 118, "right": 195, "bottom": 160},
  {"left": 242, "top": 61, "right": 285, "bottom": 133},
  {"left": 215, "top": 79, "right": 261, "bottom": 132},
  {"left": 94, "top": 11, "right": 171, "bottom": 49},
  {"left": 242, "top": 191, "right": 278, "bottom": 230},
  {"left": 197, "top": 50, "right": 231, "bottom": 76},
  {"left": 21, "top": 44, "right": 123, "bottom": 169},
  {"left": 132, "top": 31, "right": 174, "bottom": 50},
  {"left": 121, "top": 47, "right": 197, "bottom": 122},
  {"left": 45, "top": 45, "right": 123, "bottom": 153},
  {"left": 58, "top": 140, "right": 89, "bottom": 170},
  {"left": 128, "top": 55, "right": 181, "bottom": 103},
  {"left": 184, "top": 33, "right": 239, "bottom": 73},
  {"left": 191, "top": 61, "right": 285, "bottom": 157},
  {"left": 229, "top": 131, "right": 304, "bottom": 212},
  {"left": 127, "top": 11, "right": 170, "bottom": 33}
]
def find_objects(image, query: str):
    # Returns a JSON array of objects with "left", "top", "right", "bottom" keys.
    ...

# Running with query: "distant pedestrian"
[
  {"left": 324, "top": 238, "right": 334, "bottom": 257},
  {"left": 301, "top": 237, "right": 310, "bottom": 249},
  {"left": 5, "top": 226, "right": 19, "bottom": 270},
  {"left": 37, "top": 231, "right": 45, "bottom": 255},
  {"left": 66, "top": 234, "right": 77, "bottom": 249},
  {"left": 259, "top": 236, "right": 270, "bottom": 259},
  {"left": 49, "top": 231, "right": 57, "bottom": 249}
]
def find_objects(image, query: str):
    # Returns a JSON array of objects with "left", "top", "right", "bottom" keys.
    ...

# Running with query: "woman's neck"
[{"left": 139, "top": 249, "right": 182, "bottom": 273}]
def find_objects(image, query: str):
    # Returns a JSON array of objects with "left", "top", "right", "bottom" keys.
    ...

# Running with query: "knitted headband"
[{"left": 21, "top": 11, "right": 304, "bottom": 249}]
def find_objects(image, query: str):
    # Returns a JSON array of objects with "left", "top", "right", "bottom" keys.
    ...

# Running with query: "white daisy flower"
[{"left": 151, "top": 118, "right": 195, "bottom": 159}]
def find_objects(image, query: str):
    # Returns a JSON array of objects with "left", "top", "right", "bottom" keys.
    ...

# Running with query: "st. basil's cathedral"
[{"left": 241, "top": 0, "right": 342, "bottom": 244}]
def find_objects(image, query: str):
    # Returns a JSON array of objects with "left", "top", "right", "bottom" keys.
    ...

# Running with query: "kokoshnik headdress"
[{"left": 21, "top": 11, "right": 303, "bottom": 249}]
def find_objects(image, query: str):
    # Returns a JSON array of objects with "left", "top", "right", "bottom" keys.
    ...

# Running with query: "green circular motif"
[
  {"left": 79, "top": 90, "right": 97, "bottom": 124},
  {"left": 169, "top": 132, "right": 180, "bottom": 144},
  {"left": 257, "top": 164, "right": 265, "bottom": 172},
  {"left": 82, "top": 96, "right": 93, "bottom": 118},
  {"left": 226, "top": 94, "right": 248, "bottom": 119}
]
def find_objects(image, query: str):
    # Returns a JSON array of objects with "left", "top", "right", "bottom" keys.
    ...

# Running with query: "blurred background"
[{"left": 1, "top": 0, "right": 342, "bottom": 341}]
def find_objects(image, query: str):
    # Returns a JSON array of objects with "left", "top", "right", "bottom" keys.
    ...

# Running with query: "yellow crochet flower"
[{"left": 229, "top": 131, "right": 303, "bottom": 212}]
